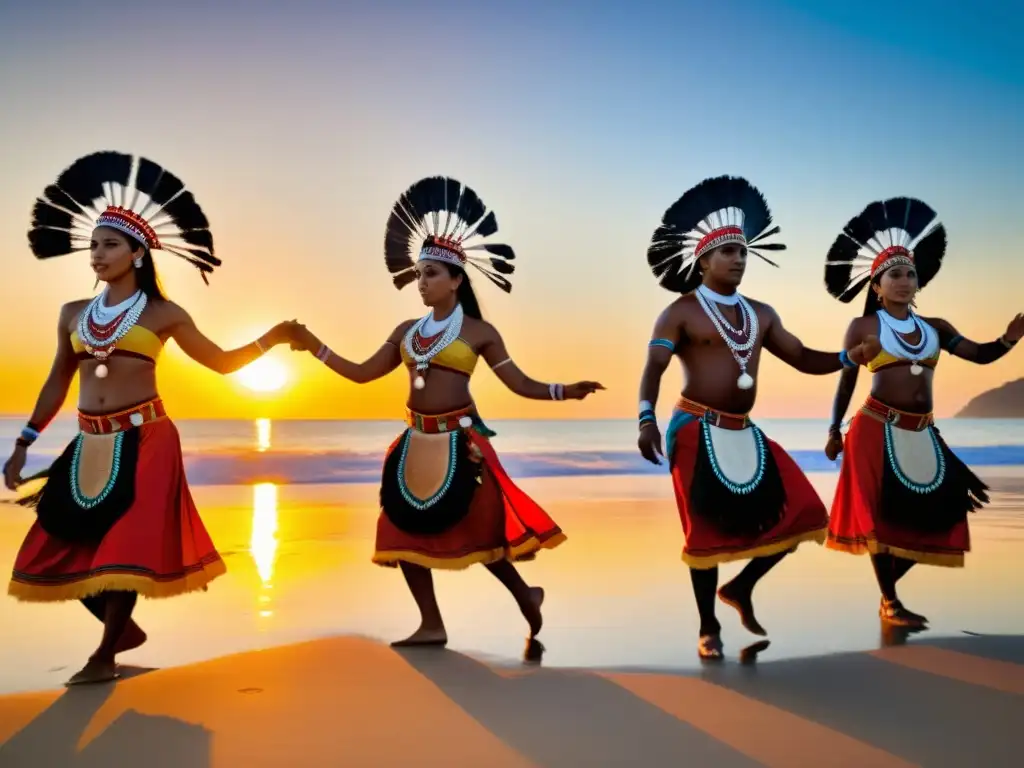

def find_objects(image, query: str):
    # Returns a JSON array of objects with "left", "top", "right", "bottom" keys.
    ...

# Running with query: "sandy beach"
[{"left": 2, "top": 472, "right": 1023, "bottom": 765}]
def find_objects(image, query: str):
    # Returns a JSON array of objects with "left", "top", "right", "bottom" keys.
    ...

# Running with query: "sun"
[{"left": 234, "top": 356, "right": 289, "bottom": 393}]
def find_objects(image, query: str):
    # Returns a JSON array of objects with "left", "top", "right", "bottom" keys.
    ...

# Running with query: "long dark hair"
[
  {"left": 444, "top": 264, "right": 484, "bottom": 320},
  {"left": 127, "top": 241, "right": 168, "bottom": 301}
]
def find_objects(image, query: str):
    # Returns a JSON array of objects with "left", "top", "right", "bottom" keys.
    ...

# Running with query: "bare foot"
[
  {"left": 879, "top": 599, "right": 927, "bottom": 628},
  {"left": 522, "top": 586, "right": 544, "bottom": 637},
  {"left": 114, "top": 624, "right": 148, "bottom": 655},
  {"left": 718, "top": 582, "right": 767, "bottom": 636},
  {"left": 523, "top": 638, "right": 545, "bottom": 665},
  {"left": 66, "top": 657, "right": 119, "bottom": 686},
  {"left": 391, "top": 626, "right": 448, "bottom": 647},
  {"left": 698, "top": 634, "right": 724, "bottom": 662},
  {"left": 739, "top": 639, "right": 771, "bottom": 665}
]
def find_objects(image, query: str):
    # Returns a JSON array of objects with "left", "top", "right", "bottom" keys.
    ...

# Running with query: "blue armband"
[
  {"left": 946, "top": 334, "right": 965, "bottom": 352},
  {"left": 648, "top": 338, "right": 674, "bottom": 352},
  {"left": 839, "top": 349, "right": 855, "bottom": 368}
]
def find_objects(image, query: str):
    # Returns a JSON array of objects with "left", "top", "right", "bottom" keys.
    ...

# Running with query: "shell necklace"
[
  {"left": 877, "top": 309, "right": 935, "bottom": 376},
  {"left": 695, "top": 284, "right": 759, "bottom": 390},
  {"left": 404, "top": 304, "right": 464, "bottom": 390},
  {"left": 77, "top": 289, "right": 147, "bottom": 378}
]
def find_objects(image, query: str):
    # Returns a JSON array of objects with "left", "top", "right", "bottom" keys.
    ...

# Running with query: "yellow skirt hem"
[
  {"left": 373, "top": 532, "right": 567, "bottom": 571},
  {"left": 825, "top": 535, "right": 965, "bottom": 568},
  {"left": 682, "top": 528, "right": 827, "bottom": 569},
  {"left": 7, "top": 558, "right": 228, "bottom": 603}
]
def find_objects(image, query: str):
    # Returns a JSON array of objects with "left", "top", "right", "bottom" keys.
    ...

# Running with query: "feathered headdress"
[
  {"left": 384, "top": 176, "right": 516, "bottom": 293},
  {"left": 824, "top": 197, "right": 946, "bottom": 314},
  {"left": 646, "top": 175, "right": 786, "bottom": 294},
  {"left": 28, "top": 151, "right": 220, "bottom": 283}
]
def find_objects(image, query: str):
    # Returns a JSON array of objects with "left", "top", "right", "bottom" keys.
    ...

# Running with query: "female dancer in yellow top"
[
  {"left": 3, "top": 151, "right": 297, "bottom": 684},
  {"left": 291, "top": 176, "right": 603, "bottom": 646}
]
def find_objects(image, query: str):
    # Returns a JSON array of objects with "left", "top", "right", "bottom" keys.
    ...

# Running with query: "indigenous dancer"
[
  {"left": 289, "top": 176, "right": 603, "bottom": 646},
  {"left": 2, "top": 151, "right": 298, "bottom": 684},
  {"left": 636, "top": 175, "right": 881, "bottom": 660},
  {"left": 822, "top": 197, "right": 1022, "bottom": 627}
]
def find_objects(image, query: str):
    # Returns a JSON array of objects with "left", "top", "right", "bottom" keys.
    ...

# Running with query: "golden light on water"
[
  {"left": 255, "top": 417, "right": 272, "bottom": 452},
  {"left": 250, "top": 482, "right": 280, "bottom": 622}
]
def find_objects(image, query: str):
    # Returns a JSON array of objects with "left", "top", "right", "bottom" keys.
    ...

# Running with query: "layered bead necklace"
[
  {"left": 876, "top": 309, "right": 936, "bottom": 376},
  {"left": 695, "top": 284, "right": 759, "bottom": 390},
  {"left": 77, "top": 289, "right": 147, "bottom": 378},
  {"left": 404, "top": 304, "right": 464, "bottom": 390}
]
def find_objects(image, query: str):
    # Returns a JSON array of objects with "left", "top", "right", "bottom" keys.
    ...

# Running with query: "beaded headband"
[
  {"left": 870, "top": 246, "right": 914, "bottom": 278},
  {"left": 694, "top": 225, "right": 746, "bottom": 259},
  {"left": 95, "top": 205, "right": 161, "bottom": 250},
  {"left": 419, "top": 235, "right": 467, "bottom": 268}
]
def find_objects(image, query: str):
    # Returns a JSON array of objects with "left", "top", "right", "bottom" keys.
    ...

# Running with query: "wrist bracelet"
[
  {"left": 999, "top": 335, "right": 1016, "bottom": 349},
  {"left": 18, "top": 425, "right": 40, "bottom": 447},
  {"left": 548, "top": 383, "right": 565, "bottom": 401},
  {"left": 255, "top": 338, "right": 268, "bottom": 354},
  {"left": 315, "top": 344, "right": 332, "bottom": 363},
  {"left": 839, "top": 349, "right": 856, "bottom": 368}
]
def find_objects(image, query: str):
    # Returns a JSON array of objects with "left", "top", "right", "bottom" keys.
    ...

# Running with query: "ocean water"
[{"left": 1, "top": 416, "right": 1023, "bottom": 487}]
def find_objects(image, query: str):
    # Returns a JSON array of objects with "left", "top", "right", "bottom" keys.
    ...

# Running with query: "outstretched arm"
[
  {"left": 763, "top": 307, "right": 877, "bottom": 375},
  {"left": 479, "top": 323, "right": 602, "bottom": 400},
  {"left": 931, "top": 315, "right": 1022, "bottom": 365},
  {"left": 167, "top": 305, "right": 292, "bottom": 375},
  {"left": 299, "top": 321, "right": 408, "bottom": 384}
]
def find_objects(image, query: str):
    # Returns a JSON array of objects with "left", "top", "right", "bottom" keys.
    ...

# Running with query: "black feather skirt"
[
  {"left": 688, "top": 420, "right": 788, "bottom": 540},
  {"left": 22, "top": 429, "right": 141, "bottom": 544},
  {"left": 878, "top": 424, "right": 989, "bottom": 533},
  {"left": 379, "top": 429, "right": 483, "bottom": 535}
]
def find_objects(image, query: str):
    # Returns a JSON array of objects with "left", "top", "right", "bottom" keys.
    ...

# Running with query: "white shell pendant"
[
  {"left": 910, "top": 363, "right": 923, "bottom": 376},
  {"left": 737, "top": 372, "right": 755, "bottom": 390},
  {"left": 413, "top": 375, "right": 426, "bottom": 390},
  {"left": 95, "top": 364, "right": 109, "bottom": 378},
  {"left": 458, "top": 416, "right": 473, "bottom": 428}
]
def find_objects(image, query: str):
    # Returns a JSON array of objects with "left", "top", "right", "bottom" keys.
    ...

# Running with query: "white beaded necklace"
[
  {"left": 404, "top": 304, "right": 464, "bottom": 390},
  {"left": 695, "top": 284, "right": 759, "bottom": 390},
  {"left": 876, "top": 309, "right": 937, "bottom": 376},
  {"left": 77, "top": 289, "right": 147, "bottom": 379}
]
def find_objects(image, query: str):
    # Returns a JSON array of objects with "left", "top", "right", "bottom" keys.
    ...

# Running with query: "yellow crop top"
[
  {"left": 71, "top": 325, "right": 163, "bottom": 363},
  {"left": 866, "top": 348, "right": 939, "bottom": 373},
  {"left": 400, "top": 336, "right": 478, "bottom": 376}
]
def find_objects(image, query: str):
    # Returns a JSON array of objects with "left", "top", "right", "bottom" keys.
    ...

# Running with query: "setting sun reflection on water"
[{"left": 250, "top": 482, "right": 279, "bottom": 621}]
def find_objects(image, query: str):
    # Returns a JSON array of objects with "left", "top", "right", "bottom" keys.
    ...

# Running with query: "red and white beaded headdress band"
[
  {"left": 824, "top": 197, "right": 947, "bottom": 313},
  {"left": 384, "top": 176, "right": 517, "bottom": 294},
  {"left": 27, "top": 151, "right": 221, "bottom": 284},
  {"left": 646, "top": 175, "right": 786, "bottom": 294}
]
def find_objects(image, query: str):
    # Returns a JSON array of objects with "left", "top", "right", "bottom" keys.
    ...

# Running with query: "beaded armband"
[
  {"left": 839, "top": 349, "right": 856, "bottom": 368},
  {"left": 648, "top": 338, "right": 674, "bottom": 352},
  {"left": 548, "top": 383, "right": 565, "bottom": 401},
  {"left": 15, "top": 424, "right": 41, "bottom": 450},
  {"left": 315, "top": 344, "right": 332, "bottom": 363},
  {"left": 639, "top": 400, "right": 657, "bottom": 430},
  {"left": 946, "top": 334, "right": 965, "bottom": 352}
]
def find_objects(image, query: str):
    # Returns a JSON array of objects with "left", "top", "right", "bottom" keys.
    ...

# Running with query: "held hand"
[
  {"left": 266, "top": 319, "right": 301, "bottom": 348},
  {"left": 637, "top": 424, "right": 664, "bottom": 465},
  {"left": 824, "top": 432, "right": 844, "bottom": 461},
  {"left": 563, "top": 381, "right": 605, "bottom": 400},
  {"left": 3, "top": 447, "right": 26, "bottom": 491},
  {"left": 287, "top": 323, "right": 322, "bottom": 353},
  {"left": 1004, "top": 313, "right": 1024, "bottom": 344}
]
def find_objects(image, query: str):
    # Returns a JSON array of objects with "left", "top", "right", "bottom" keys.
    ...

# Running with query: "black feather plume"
[
  {"left": 647, "top": 175, "right": 784, "bottom": 294},
  {"left": 26, "top": 151, "right": 217, "bottom": 281},
  {"left": 384, "top": 176, "right": 517, "bottom": 293}
]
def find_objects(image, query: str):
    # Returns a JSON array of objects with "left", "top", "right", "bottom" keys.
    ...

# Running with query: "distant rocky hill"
[{"left": 955, "top": 378, "right": 1024, "bottom": 418}]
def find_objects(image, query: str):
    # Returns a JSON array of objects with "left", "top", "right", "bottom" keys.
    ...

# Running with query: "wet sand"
[{"left": 2, "top": 473, "right": 1023, "bottom": 696}]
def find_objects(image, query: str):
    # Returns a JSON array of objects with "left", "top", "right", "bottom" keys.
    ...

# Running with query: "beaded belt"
[
  {"left": 78, "top": 399, "right": 166, "bottom": 435},
  {"left": 675, "top": 397, "right": 750, "bottom": 430},
  {"left": 860, "top": 396, "right": 933, "bottom": 431},
  {"left": 405, "top": 406, "right": 475, "bottom": 434}
]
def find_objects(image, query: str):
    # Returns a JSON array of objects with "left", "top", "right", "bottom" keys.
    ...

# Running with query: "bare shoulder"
[
  {"left": 743, "top": 296, "right": 779, "bottom": 323},
  {"left": 149, "top": 299, "right": 189, "bottom": 325},
  {"left": 845, "top": 314, "right": 876, "bottom": 339},
  {"left": 60, "top": 298, "right": 90, "bottom": 319},
  {"left": 919, "top": 315, "right": 951, "bottom": 331},
  {"left": 464, "top": 316, "right": 499, "bottom": 339}
]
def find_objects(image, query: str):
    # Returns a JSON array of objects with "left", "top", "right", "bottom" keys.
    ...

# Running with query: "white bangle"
[
  {"left": 548, "top": 383, "right": 564, "bottom": 401},
  {"left": 254, "top": 338, "right": 267, "bottom": 354},
  {"left": 315, "top": 344, "right": 332, "bottom": 363},
  {"left": 492, "top": 357, "right": 512, "bottom": 370}
]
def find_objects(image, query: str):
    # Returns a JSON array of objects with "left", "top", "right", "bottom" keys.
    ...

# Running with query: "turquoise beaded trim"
[
  {"left": 883, "top": 423, "right": 945, "bottom": 494},
  {"left": 396, "top": 429, "right": 459, "bottom": 510},
  {"left": 649, "top": 338, "right": 675, "bottom": 351},
  {"left": 69, "top": 432, "right": 125, "bottom": 509},
  {"left": 699, "top": 418, "right": 766, "bottom": 494}
]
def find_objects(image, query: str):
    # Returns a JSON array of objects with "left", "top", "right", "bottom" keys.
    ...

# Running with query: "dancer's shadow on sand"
[
  {"left": 394, "top": 646, "right": 755, "bottom": 767},
  {"left": 0, "top": 667, "right": 211, "bottom": 768}
]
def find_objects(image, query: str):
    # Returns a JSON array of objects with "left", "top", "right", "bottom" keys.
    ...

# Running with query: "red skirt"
[
  {"left": 668, "top": 399, "right": 828, "bottom": 568},
  {"left": 8, "top": 400, "right": 225, "bottom": 602},
  {"left": 826, "top": 397, "right": 981, "bottom": 567},
  {"left": 373, "top": 409, "right": 566, "bottom": 570}
]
